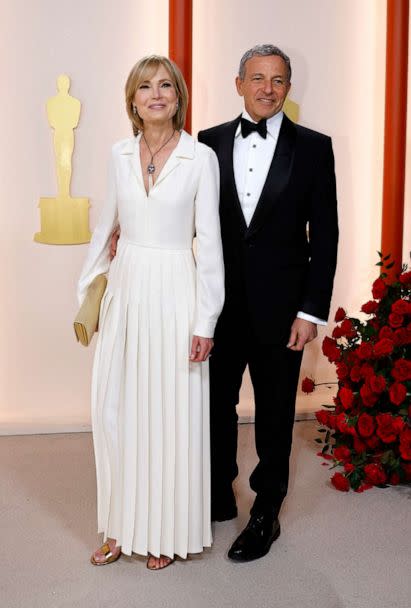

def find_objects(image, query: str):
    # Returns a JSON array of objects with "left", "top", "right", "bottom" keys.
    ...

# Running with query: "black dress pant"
[{"left": 209, "top": 324, "right": 303, "bottom": 517}]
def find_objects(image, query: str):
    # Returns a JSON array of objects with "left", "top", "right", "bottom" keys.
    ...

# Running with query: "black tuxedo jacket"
[{"left": 198, "top": 114, "right": 338, "bottom": 345}]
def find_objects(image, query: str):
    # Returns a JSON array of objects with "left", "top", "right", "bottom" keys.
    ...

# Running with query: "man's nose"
[{"left": 262, "top": 80, "right": 274, "bottom": 94}]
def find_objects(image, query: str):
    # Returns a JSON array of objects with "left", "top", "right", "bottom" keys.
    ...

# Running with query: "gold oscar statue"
[
  {"left": 34, "top": 74, "right": 91, "bottom": 244},
  {"left": 283, "top": 98, "right": 299, "bottom": 123}
]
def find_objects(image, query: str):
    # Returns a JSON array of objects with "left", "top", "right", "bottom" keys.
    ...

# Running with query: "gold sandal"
[
  {"left": 90, "top": 542, "right": 121, "bottom": 566},
  {"left": 146, "top": 554, "right": 175, "bottom": 571}
]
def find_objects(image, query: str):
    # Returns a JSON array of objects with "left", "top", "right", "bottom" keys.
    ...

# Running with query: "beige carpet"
[{"left": 1, "top": 422, "right": 410, "bottom": 608}]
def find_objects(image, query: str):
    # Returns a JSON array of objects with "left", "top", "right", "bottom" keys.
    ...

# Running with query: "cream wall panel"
[
  {"left": 192, "top": 0, "right": 387, "bottom": 417},
  {"left": 0, "top": 0, "right": 168, "bottom": 433}
]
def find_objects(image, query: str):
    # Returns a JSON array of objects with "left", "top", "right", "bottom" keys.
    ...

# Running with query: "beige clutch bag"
[{"left": 74, "top": 274, "right": 107, "bottom": 346}]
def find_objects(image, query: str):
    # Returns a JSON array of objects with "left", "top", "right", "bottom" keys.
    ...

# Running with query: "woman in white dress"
[{"left": 77, "top": 56, "right": 224, "bottom": 570}]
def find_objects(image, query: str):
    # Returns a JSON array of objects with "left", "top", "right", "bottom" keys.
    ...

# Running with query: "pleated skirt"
[{"left": 91, "top": 239, "right": 212, "bottom": 559}]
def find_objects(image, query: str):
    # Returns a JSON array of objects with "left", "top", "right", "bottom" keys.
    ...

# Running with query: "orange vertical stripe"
[
  {"left": 381, "top": 0, "right": 409, "bottom": 277},
  {"left": 169, "top": 0, "right": 192, "bottom": 133}
]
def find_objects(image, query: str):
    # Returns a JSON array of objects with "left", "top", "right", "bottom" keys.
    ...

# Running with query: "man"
[{"left": 197, "top": 44, "right": 338, "bottom": 562}]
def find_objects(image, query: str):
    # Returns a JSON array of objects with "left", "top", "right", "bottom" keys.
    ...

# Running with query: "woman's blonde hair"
[{"left": 125, "top": 55, "right": 188, "bottom": 135}]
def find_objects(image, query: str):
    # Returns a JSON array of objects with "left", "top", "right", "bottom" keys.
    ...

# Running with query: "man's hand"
[
  {"left": 287, "top": 318, "right": 317, "bottom": 351},
  {"left": 190, "top": 336, "right": 214, "bottom": 362},
  {"left": 110, "top": 228, "right": 120, "bottom": 260}
]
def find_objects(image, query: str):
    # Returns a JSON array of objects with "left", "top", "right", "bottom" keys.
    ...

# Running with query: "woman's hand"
[{"left": 190, "top": 336, "right": 214, "bottom": 362}]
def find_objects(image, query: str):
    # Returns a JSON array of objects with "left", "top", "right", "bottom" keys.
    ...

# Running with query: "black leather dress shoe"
[{"left": 227, "top": 514, "right": 280, "bottom": 561}]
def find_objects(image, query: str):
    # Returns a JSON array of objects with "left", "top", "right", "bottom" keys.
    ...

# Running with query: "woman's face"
[{"left": 133, "top": 64, "right": 178, "bottom": 127}]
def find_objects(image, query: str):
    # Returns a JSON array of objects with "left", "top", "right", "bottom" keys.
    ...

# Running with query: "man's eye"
[
  {"left": 273, "top": 79, "right": 285, "bottom": 86},
  {"left": 252, "top": 76, "right": 262, "bottom": 81}
]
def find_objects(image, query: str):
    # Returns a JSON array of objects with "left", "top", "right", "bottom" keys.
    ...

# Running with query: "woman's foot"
[
  {"left": 146, "top": 554, "right": 174, "bottom": 570},
  {"left": 90, "top": 538, "right": 121, "bottom": 565}
]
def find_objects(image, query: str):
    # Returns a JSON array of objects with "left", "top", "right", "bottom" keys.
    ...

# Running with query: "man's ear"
[{"left": 235, "top": 76, "right": 244, "bottom": 97}]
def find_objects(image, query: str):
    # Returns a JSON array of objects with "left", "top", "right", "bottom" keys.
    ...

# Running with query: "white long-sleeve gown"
[{"left": 78, "top": 132, "right": 224, "bottom": 559}]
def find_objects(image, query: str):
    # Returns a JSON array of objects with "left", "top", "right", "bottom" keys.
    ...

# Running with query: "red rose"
[
  {"left": 373, "top": 338, "right": 394, "bottom": 358},
  {"left": 333, "top": 445, "right": 351, "bottom": 462},
  {"left": 391, "top": 299, "right": 411, "bottom": 315},
  {"left": 360, "top": 384, "right": 378, "bottom": 407},
  {"left": 336, "top": 413, "right": 350, "bottom": 434},
  {"left": 392, "top": 359, "right": 411, "bottom": 381},
  {"left": 366, "top": 435, "right": 381, "bottom": 450},
  {"left": 338, "top": 387, "right": 355, "bottom": 410},
  {"left": 364, "top": 463, "right": 387, "bottom": 485},
  {"left": 302, "top": 377, "right": 315, "bottom": 394},
  {"left": 336, "top": 362, "right": 349, "bottom": 380},
  {"left": 315, "top": 409, "right": 329, "bottom": 426},
  {"left": 389, "top": 382, "right": 407, "bottom": 406},
  {"left": 331, "top": 472, "right": 350, "bottom": 491},
  {"left": 379, "top": 326, "right": 393, "bottom": 340},
  {"left": 334, "top": 307, "right": 346, "bottom": 322},
  {"left": 399, "top": 271, "right": 411, "bottom": 285},
  {"left": 327, "top": 414, "right": 338, "bottom": 430},
  {"left": 355, "top": 483, "right": 373, "bottom": 493},
  {"left": 353, "top": 436, "right": 367, "bottom": 453},
  {"left": 332, "top": 326, "right": 344, "bottom": 339},
  {"left": 340, "top": 319, "right": 357, "bottom": 339},
  {"left": 399, "top": 428, "right": 411, "bottom": 460},
  {"left": 368, "top": 374, "right": 386, "bottom": 393},
  {"left": 376, "top": 413, "right": 400, "bottom": 443},
  {"left": 357, "top": 413, "right": 375, "bottom": 438},
  {"left": 389, "top": 313, "right": 404, "bottom": 328},
  {"left": 369, "top": 318, "right": 380, "bottom": 331},
  {"left": 389, "top": 472, "right": 400, "bottom": 485},
  {"left": 393, "top": 328, "right": 411, "bottom": 346},
  {"left": 361, "top": 300, "right": 378, "bottom": 314},
  {"left": 357, "top": 342, "right": 373, "bottom": 360},
  {"left": 322, "top": 336, "right": 341, "bottom": 362},
  {"left": 372, "top": 277, "right": 387, "bottom": 299},
  {"left": 344, "top": 463, "right": 355, "bottom": 473},
  {"left": 350, "top": 365, "right": 362, "bottom": 383},
  {"left": 360, "top": 363, "right": 374, "bottom": 379}
]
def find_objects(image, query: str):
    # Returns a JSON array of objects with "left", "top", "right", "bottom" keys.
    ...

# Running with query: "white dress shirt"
[{"left": 233, "top": 109, "right": 326, "bottom": 326}]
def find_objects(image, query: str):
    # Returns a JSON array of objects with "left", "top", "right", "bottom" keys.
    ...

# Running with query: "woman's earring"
[
  {"left": 176, "top": 101, "right": 179, "bottom": 109},
  {"left": 132, "top": 105, "right": 138, "bottom": 115}
]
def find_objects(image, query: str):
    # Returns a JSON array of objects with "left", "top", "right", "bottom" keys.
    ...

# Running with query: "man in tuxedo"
[{"left": 197, "top": 44, "right": 338, "bottom": 562}]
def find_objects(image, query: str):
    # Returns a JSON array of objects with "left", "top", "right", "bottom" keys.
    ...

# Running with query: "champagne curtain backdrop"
[{"left": 0, "top": 0, "right": 410, "bottom": 433}]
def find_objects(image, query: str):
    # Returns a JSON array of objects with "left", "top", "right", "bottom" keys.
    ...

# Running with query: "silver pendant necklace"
[{"left": 142, "top": 130, "right": 175, "bottom": 175}]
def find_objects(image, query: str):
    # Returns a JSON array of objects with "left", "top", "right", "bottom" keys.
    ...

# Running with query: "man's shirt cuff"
[{"left": 297, "top": 311, "right": 327, "bottom": 326}]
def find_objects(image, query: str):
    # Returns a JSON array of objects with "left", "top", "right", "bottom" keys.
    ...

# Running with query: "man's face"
[{"left": 236, "top": 55, "right": 291, "bottom": 122}]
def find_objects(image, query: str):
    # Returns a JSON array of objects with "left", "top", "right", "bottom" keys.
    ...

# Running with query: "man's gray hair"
[{"left": 238, "top": 44, "right": 292, "bottom": 82}]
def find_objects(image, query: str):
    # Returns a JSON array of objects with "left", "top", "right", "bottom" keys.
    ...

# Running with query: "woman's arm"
[{"left": 77, "top": 147, "right": 118, "bottom": 305}]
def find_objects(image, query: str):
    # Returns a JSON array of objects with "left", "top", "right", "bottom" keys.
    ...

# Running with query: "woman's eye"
[
  {"left": 161, "top": 82, "right": 172, "bottom": 88},
  {"left": 139, "top": 84, "right": 149, "bottom": 89}
]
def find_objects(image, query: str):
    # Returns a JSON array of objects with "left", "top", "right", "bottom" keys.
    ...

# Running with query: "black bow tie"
[{"left": 240, "top": 117, "right": 267, "bottom": 139}]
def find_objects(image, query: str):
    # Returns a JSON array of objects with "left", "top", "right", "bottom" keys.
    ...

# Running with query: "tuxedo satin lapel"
[
  {"left": 245, "top": 115, "right": 296, "bottom": 240},
  {"left": 219, "top": 116, "right": 247, "bottom": 232}
]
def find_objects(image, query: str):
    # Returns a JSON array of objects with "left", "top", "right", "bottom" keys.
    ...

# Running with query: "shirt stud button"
[
  {"left": 252, "top": 144, "right": 256, "bottom": 148},
  {"left": 246, "top": 193, "right": 251, "bottom": 196},
  {"left": 249, "top": 168, "right": 253, "bottom": 172}
]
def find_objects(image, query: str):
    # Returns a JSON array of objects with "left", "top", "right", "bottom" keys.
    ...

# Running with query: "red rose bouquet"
[{"left": 302, "top": 254, "right": 411, "bottom": 492}]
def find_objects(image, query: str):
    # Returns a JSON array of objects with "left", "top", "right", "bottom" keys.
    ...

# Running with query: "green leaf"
[
  {"left": 386, "top": 261, "right": 395, "bottom": 269},
  {"left": 318, "top": 428, "right": 327, "bottom": 433},
  {"left": 376, "top": 262, "right": 383, "bottom": 266},
  {"left": 383, "top": 254, "right": 391, "bottom": 261},
  {"left": 315, "top": 438, "right": 323, "bottom": 444},
  {"left": 377, "top": 251, "right": 382, "bottom": 258},
  {"left": 321, "top": 404, "right": 336, "bottom": 409}
]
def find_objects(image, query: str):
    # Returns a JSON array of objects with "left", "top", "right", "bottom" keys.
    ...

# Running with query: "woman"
[{"left": 78, "top": 56, "right": 224, "bottom": 570}]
